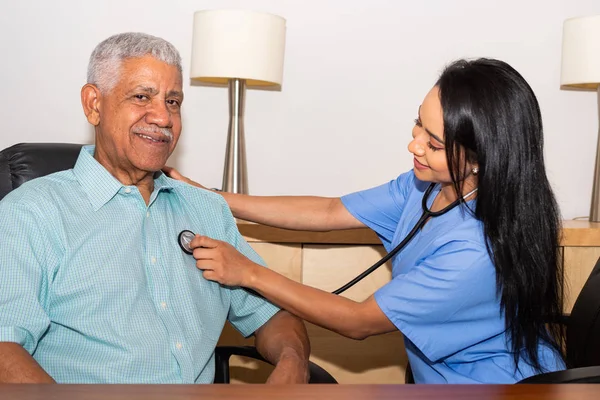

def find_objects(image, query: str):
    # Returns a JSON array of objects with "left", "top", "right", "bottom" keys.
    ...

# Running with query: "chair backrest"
[
  {"left": 0, "top": 143, "right": 83, "bottom": 201},
  {"left": 566, "top": 256, "right": 600, "bottom": 368}
]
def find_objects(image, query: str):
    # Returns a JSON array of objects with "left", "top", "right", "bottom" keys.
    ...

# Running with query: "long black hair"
[{"left": 437, "top": 58, "right": 564, "bottom": 372}]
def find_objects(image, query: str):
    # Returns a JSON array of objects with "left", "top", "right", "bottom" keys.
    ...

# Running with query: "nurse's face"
[{"left": 407, "top": 86, "right": 451, "bottom": 183}]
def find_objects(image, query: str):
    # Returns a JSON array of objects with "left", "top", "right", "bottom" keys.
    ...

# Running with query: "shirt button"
[
  {"left": 176, "top": 342, "right": 183, "bottom": 349},
  {"left": 124, "top": 188, "right": 131, "bottom": 194},
  {"left": 160, "top": 301, "right": 167, "bottom": 309},
  {"left": 151, "top": 256, "right": 157, "bottom": 264},
  {"left": 146, "top": 211, "right": 150, "bottom": 218}
]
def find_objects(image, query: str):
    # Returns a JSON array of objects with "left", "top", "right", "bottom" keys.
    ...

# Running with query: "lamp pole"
[
  {"left": 222, "top": 78, "right": 248, "bottom": 194},
  {"left": 590, "top": 87, "right": 600, "bottom": 222}
]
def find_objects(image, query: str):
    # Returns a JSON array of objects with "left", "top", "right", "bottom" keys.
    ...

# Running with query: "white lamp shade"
[
  {"left": 561, "top": 15, "right": 600, "bottom": 89},
  {"left": 190, "top": 9, "right": 286, "bottom": 88}
]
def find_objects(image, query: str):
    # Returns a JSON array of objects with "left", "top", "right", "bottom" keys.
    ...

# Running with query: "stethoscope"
[{"left": 178, "top": 183, "right": 477, "bottom": 296}]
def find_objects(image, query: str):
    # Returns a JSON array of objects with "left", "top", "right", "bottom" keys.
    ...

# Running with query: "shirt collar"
[
  {"left": 150, "top": 169, "right": 174, "bottom": 205},
  {"left": 73, "top": 145, "right": 174, "bottom": 211}
]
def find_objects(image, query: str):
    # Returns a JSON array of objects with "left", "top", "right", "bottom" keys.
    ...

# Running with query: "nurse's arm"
[
  {"left": 249, "top": 268, "right": 396, "bottom": 340},
  {"left": 222, "top": 195, "right": 365, "bottom": 232},
  {"left": 192, "top": 236, "right": 396, "bottom": 340},
  {"left": 162, "top": 166, "right": 363, "bottom": 231}
]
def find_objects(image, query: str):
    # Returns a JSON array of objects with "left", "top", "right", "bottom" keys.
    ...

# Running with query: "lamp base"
[{"left": 222, "top": 79, "right": 248, "bottom": 194}]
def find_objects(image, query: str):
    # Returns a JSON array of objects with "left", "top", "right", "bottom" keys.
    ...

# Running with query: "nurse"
[{"left": 165, "top": 58, "right": 565, "bottom": 383}]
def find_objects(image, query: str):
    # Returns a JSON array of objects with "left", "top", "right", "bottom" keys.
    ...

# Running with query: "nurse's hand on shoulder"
[
  {"left": 162, "top": 166, "right": 208, "bottom": 190},
  {"left": 189, "top": 235, "right": 258, "bottom": 287}
]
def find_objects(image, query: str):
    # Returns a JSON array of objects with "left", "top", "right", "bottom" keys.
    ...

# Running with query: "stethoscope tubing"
[
  {"left": 332, "top": 183, "right": 470, "bottom": 294},
  {"left": 332, "top": 208, "right": 431, "bottom": 294},
  {"left": 178, "top": 182, "right": 474, "bottom": 297}
]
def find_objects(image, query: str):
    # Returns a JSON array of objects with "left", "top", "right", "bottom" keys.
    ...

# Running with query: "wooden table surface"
[{"left": 1, "top": 384, "right": 599, "bottom": 400}]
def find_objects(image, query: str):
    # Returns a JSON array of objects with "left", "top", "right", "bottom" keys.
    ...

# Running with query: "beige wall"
[{"left": 2, "top": 1, "right": 600, "bottom": 218}]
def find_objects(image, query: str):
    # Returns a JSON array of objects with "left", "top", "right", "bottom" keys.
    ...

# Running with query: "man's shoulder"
[
  {"left": 0, "top": 170, "right": 77, "bottom": 208},
  {"left": 167, "top": 179, "right": 230, "bottom": 211}
]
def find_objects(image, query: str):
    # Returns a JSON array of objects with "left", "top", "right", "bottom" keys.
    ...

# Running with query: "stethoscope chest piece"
[{"left": 178, "top": 230, "right": 196, "bottom": 255}]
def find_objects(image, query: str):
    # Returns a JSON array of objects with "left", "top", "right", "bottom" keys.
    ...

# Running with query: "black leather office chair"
[
  {"left": 403, "top": 255, "right": 600, "bottom": 384},
  {"left": 214, "top": 345, "right": 336, "bottom": 384},
  {"left": 0, "top": 142, "right": 338, "bottom": 384},
  {"left": 0, "top": 142, "right": 83, "bottom": 200},
  {"left": 518, "top": 255, "right": 600, "bottom": 383}
]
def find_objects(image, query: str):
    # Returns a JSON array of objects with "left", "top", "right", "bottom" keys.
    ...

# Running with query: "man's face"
[{"left": 92, "top": 55, "right": 183, "bottom": 178}]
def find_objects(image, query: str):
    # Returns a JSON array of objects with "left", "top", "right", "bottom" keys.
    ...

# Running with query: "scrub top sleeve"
[
  {"left": 373, "top": 239, "right": 501, "bottom": 363},
  {"left": 341, "top": 171, "right": 416, "bottom": 250}
]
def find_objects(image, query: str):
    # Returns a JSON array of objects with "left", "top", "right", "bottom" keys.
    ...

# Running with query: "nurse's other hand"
[
  {"left": 190, "top": 235, "right": 258, "bottom": 288},
  {"left": 162, "top": 166, "right": 208, "bottom": 190}
]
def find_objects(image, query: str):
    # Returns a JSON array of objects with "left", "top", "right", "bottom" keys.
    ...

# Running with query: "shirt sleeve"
[
  {"left": 341, "top": 171, "right": 417, "bottom": 250},
  {"left": 373, "top": 238, "right": 502, "bottom": 363},
  {"left": 0, "top": 195, "right": 54, "bottom": 353},
  {"left": 219, "top": 203, "right": 280, "bottom": 338}
]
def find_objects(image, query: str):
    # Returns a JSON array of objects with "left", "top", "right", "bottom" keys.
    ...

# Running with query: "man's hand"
[
  {"left": 265, "top": 350, "right": 309, "bottom": 384},
  {"left": 190, "top": 235, "right": 260, "bottom": 288},
  {"left": 254, "top": 311, "right": 311, "bottom": 385},
  {"left": 0, "top": 342, "right": 55, "bottom": 383}
]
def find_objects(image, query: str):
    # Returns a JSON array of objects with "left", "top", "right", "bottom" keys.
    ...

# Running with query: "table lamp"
[
  {"left": 190, "top": 9, "right": 286, "bottom": 194},
  {"left": 561, "top": 14, "right": 600, "bottom": 221}
]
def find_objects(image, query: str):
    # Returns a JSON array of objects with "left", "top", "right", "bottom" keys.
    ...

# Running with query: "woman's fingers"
[
  {"left": 190, "top": 235, "right": 219, "bottom": 251},
  {"left": 195, "top": 259, "right": 231, "bottom": 285},
  {"left": 162, "top": 166, "right": 205, "bottom": 188},
  {"left": 162, "top": 165, "right": 183, "bottom": 179},
  {"left": 201, "top": 270, "right": 219, "bottom": 282},
  {"left": 163, "top": 166, "right": 190, "bottom": 185},
  {"left": 195, "top": 260, "right": 220, "bottom": 282},
  {"left": 187, "top": 235, "right": 254, "bottom": 287}
]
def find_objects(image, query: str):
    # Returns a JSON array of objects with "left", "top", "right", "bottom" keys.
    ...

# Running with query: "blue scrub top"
[{"left": 341, "top": 171, "right": 564, "bottom": 383}]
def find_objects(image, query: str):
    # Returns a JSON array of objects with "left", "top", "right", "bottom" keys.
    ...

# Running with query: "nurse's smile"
[{"left": 413, "top": 158, "right": 429, "bottom": 170}]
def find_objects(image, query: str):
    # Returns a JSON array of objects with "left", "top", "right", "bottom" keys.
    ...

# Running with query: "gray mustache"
[{"left": 134, "top": 126, "right": 173, "bottom": 139}]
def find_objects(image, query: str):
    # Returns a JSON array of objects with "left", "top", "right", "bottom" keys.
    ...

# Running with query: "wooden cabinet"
[{"left": 216, "top": 220, "right": 600, "bottom": 384}]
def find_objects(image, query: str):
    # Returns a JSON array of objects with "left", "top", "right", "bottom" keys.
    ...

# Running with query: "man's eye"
[{"left": 134, "top": 94, "right": 149, "bottom": 101}]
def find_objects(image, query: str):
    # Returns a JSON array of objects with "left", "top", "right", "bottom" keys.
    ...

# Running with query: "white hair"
[{"left": 87, "top": 32, "right": 182, "bottom": 92}]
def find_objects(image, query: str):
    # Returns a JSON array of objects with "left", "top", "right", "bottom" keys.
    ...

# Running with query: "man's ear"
[{"left": 81, "top": 84, "right": 102, "bottom": 126}]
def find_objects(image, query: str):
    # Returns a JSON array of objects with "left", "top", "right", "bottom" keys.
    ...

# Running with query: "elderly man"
[{"left": 0, "top": 32, "right": 310, "bottom": 384}]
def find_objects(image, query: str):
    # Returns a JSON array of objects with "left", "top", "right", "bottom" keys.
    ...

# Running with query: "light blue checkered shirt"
[{"left": 0, "top": 145, "right": 279, "bottom": 383}]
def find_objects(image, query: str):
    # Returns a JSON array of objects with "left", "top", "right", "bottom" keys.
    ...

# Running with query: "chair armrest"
[
  {"left": 518, "top": 365, "right": 600, "bottom": 383},
  {"left": 214, "top": 345, "right": 337, "bottom": 384}
]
